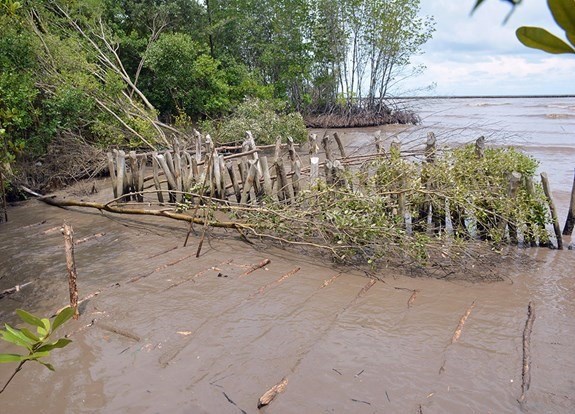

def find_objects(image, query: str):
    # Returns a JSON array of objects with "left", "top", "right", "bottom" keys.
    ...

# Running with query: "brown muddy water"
[{"left": 2, "top": 115, "right": 575, "bottom": 412}]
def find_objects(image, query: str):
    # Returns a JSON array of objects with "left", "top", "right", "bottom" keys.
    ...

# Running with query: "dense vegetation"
[{"left": 0, "top": 0, "right": 434, "bottom": 192}]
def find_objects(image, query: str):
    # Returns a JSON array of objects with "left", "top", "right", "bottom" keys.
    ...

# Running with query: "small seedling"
[{"left": 0, "top": 306, "right": 74, "bottom": 394}]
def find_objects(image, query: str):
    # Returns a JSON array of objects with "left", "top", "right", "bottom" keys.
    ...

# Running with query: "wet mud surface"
[{"left": 1, "top": 127, "right": 575, "bottom": 414}]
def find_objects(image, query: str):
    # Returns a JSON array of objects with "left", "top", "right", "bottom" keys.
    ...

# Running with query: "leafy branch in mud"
[{"left": 0, "top": 307, "right": 74, "bottom": 394}]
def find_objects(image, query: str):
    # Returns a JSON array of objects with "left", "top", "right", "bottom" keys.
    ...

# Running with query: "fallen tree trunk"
[{"left": 38, "top": 196, "right": 241, "bottom": 230}]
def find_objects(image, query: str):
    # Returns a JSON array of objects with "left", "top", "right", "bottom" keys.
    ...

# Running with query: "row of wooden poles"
[
  {"left": 106, "top": 130, "right": 575, "bottom": 249},
  {"left": 106, "top": 130, "right": 353, "bottom": 206}
]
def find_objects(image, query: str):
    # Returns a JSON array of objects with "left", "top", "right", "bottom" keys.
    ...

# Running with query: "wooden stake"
[
  {"left": 106, "top": 152, "right": 117, "bottom": 199},
  {"left": 62, "top": 223, "right": 79, "bottom": 320},
  {"left": 259, "top": 156, "right": 273, "bottom": 198},
  {"left": 518, "top": 302, "right": 535, "bottom": 405},
  {"left": 541, "top": 172, "right": 563, "bottom": 249},
  {"left": 152, "top": 153, "right": 164, "bottom": 203},
  {"left": 333, "top": 132, "right": 346, "bottom": 158},
  {"left": 562, "top": 168, "right": 575, "bottom": 236}
]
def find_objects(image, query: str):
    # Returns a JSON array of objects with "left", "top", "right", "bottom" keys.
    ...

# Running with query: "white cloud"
[{"left": 401, "top": 1, "right": 575, "bottom": 96}]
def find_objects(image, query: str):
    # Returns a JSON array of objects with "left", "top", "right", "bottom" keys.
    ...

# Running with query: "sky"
[{"left": 400, "top": 0, "right": 575, "bottom": 96}]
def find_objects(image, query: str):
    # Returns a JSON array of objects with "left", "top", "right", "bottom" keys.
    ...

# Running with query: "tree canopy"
[{"left": 0, "top": 0, "right": 434, "bottom": 182}]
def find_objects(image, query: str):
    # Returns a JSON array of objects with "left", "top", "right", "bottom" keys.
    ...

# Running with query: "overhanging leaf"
[
  {"left": 516, "top": 26, "right": 575, "bottom": 54},
  {"left": 0, "top": 354, "right": 24, "bottom": 363},
  {"left": 16, "top": 309, "right": 44, "bottom": 328},
  {"left": 52, "top": 307, "right": 74, "bottom": 332},
  {"left": 548, "top": 0, "right": 575, "bottom": 35}
]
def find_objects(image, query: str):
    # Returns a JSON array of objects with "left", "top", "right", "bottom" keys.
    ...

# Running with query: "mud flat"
[{"left": 0, "top": 175, "right": 574, "bottom": 413}]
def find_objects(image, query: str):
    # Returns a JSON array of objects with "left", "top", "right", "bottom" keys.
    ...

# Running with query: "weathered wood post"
[
  {"left": 523, "top": 177, "right": 539, "bottom": 247},
  {"left": 287, "top": 137, "right": 301, "bottom": 196},
  {"left": 155, "top": 153, "right": 178, "bottom": 203},
  {"left": 226, "top": 160, "right": 242, "bottom": 203},
  {"left": 114, "top": 150, "right": 127, "bottom": 202},
  {"left": 475, "top": 136, "right": 485, "bottom": 159},
  {"left": 562, "top": 168, "right": 575, "bottom": 237},
  {"left": 414, "top": 132, "right": 437, "bottom": 233},
  {"left": 151, "top": 152, "right": 164, "bottom": 203},
  {"left": 374, "top": 130, "right": 384, "bottom": 155},
  {"left": 61, "top": 223, "right": 79, "bottom": 320},
  {"left": 497, "top": 172, "right": 522, "bottom": 244},
  {"left": 106, "top": 152, "right": 118, "bottom": 199},
  {"left": 259, "top": 156, "right": 274, "bottom": 199},
  {"left": 309, "top": 134, "right": 320, "bottom": 188},
  {"left": 333, "top": 132, "right": 346, "bottom": 158},
  {"left": 541, "top": 172, "right": 563, "bottom": 249}
]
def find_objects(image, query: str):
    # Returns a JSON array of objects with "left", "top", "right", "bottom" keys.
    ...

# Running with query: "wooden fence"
[{"left": 106, "top": 130, "right": 574, "bottom": 250}]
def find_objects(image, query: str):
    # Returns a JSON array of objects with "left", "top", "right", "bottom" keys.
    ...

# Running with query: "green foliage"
[
  {"left": 516, "top": 0, "right": 575, "bottom": 54},
  {"left": 200, "top": 97, "right": 307, "bottom": 145},
  {"left": 144, "top": 33, "right": 232, "bottom": 119},
  {"left": 233, "top": 142, "right": 549, "bottom": 272},
  {"left": 0, "top": 306, "right": 74, "bottom": 393}
]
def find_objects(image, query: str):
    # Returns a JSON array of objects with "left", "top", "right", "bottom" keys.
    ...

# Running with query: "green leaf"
[
  {"left": 548, "top": 0, "right": 575, "bottom": 35},
  {"left": 22, "top": 351, "right": 50, "bottom": 361},
  {"left": 2, "top": 325, "right": 34, "bottom": 349},
  {"left": 37, "top": 326, "right": 47, "bottom": 338},
  {"left": 52, "top": 307, "right": 74, "bottom": 332},
  {"left": 41, "top": 318, "right": 51, "bottom": 332},
  {"left": 39, "top": 361, "right": 55, "bottom": 371},
  {"left": 20, "top": 328, "right": 40, "bottom": 343},
  {"left": 0, "top": 353, "right": 24, "bottom": 363},
  {"left": 36, "top": 338, "right": 72, "bottom": 353},
  {"left": 516, "top": 26, "right": 575, "bottom": 54},
  {"left": 16, "top": 309, "right": 44, "bottom": 328}
]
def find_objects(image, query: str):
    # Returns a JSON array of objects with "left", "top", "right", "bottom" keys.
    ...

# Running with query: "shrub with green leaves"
[
  {"left": 199, "top": 97, "right": 308, "bottom": 145},
  {"left": 0, "top": 307, "right": 74, "bottom": 393}
]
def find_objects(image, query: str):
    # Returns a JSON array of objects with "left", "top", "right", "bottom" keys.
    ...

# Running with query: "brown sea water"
[{"left": 0, "top": 97, "right": 573, "bottom": 413}]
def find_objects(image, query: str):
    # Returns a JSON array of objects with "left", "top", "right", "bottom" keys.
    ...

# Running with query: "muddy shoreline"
[{"left": 0, "top": 173, "right": 574, "bottom": 413}]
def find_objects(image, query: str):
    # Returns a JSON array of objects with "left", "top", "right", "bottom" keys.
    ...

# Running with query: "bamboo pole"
[
  {"left": 541, "top": 172, "right": 563, "bottom": 250},
  {"left": 61, "top": 223, "right": 79, "bottom": 320},
  {"left": 562, "top": 168, "right": 575, "bottom": 237}
]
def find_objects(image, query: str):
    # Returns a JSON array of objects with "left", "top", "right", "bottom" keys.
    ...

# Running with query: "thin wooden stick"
[
  {"left": 62, "top": 223, "right": 79, "bottom": 320},
  {"left": 518, "top": 302, "right": 536, "bottom": 405},
  {"left": 254, "top": 267, "right": 300, "bottom": 295},
  {"left": 242, "top": 258, "right": 271, "bottom": 276},
  {"left": 451, "top": 301, "right": 476, "bottom": 344}
]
